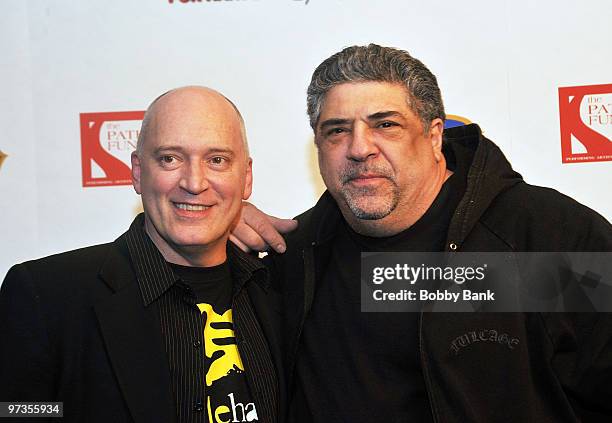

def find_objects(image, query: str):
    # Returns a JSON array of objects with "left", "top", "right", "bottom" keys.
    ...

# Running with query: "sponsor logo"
[
  {"left": 80, "top": 111, "right": 144, "bottom": 187},
  {"left": 559, "top": 83, "right": 612, "bottom": 163},
  {"left": 0, "top": 150, "right": 7, "bottom": 171},
  {"left": 444, "top": 114, "right": 472, "bottom": 129}
]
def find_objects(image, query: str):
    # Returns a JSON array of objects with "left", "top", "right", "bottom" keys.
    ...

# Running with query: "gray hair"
[{"left": 307, "top": 44, "right": 446, "bottom": 133}]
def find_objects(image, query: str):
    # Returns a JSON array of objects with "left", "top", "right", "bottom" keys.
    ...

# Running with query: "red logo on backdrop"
[
  {"left": 80, "top": 111, "right": 145, "bottom": 187},
  {"left": 559, "top": 84, "right": 612, "bottom": 163}
]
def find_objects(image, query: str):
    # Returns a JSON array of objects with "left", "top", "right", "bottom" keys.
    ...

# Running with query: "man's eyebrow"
[
  {"left": 367, "top": 111, "right": 403, "bottom": 120},
  {"left": 152, "top": 145, "right": 186, "bottom": 155},
  {"left": 205, "top": 147, "right": 235, "bottom": 157},
  {"left": 319, "top": 118, "right": 353, "bottom": 130},
  {"left": 152, "top": 146, "right": 235, "bottom": 157}
]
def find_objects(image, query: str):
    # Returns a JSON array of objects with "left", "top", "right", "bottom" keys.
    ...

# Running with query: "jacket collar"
[
  {"left": 117, "top": 213, "right": 268, "bottom": 306},
  {"left": 302, "top": 191, "right": 343, "bottom": 246},
  {"left": 443, "top": 124, "right": 523, "bottom": 248}
]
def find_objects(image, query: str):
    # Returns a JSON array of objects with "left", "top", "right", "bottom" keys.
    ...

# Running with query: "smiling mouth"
[{"left": 173, "top": 202, "right": 211, "bottom": 211}]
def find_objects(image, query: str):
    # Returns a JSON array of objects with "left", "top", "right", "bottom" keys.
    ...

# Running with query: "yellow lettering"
[{"left": 215, "top": 405, "right": 231, "bottom": 423}]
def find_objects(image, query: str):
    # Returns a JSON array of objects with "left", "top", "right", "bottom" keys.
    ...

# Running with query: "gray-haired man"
[{"left": 235, "top": 44, "right": 612, "bottom": 422}]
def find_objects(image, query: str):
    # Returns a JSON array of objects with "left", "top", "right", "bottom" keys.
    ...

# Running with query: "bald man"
[{"left": 0, "top": 87, "right": 282, "bottom": 423}]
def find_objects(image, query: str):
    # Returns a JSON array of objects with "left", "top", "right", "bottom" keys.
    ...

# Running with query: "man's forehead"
[
  {"left": 152, "top": 108, "right": 239, "bottom": 132},
  {"left": 149, "top": 120, "right": 241, "bottom": 147},
  {"left": 319, "top": 81, "right": 412, "bottom": 119},
  {"left": 142, "top": 112, "right": 243, "bottom": 156}
]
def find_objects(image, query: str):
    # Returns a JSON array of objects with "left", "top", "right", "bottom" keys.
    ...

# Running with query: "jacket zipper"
[
  {"left": 419, "top": 243, "right": 460, "bottom": 423},
  {"left": 419, "top": 311, "right": 440, "bottom": 422}
]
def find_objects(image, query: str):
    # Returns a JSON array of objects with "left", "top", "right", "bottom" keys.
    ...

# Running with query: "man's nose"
[
  {"left": 179, "top": 161, "right": 209, "bottom": 194},
  {"left": 347, "top": 125, "right": 378, "bottom": 161}
]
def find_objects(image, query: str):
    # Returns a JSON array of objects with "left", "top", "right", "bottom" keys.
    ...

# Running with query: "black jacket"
[
  {"left": 269, "top": 124, "right": 612, "bottom": 422},
  {"left": 0, "top": 229, "right": 285, "bottom": 423}
]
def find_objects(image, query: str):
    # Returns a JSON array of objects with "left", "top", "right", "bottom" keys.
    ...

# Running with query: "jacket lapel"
[{"left": 94, "top": 239, "right": 176, "bottom": 423}]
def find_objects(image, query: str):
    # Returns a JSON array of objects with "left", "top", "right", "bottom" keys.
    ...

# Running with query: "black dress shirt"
[{"left": 124, "top": 214, "right": 278, "bottom": 423}]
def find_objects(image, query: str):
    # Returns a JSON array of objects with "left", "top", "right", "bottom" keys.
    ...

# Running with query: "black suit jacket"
[{"left": 0, "top": 235, "right": 285, "bottom": 422}]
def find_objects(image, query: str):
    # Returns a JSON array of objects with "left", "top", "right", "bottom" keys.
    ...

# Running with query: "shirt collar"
[
  {"left": 124, "top": 214, "right": 178, "bottom": 306},
  {"left": 124, "top": 213, "right": 268, "bottom": 306},
  {"left": 227, "top": 242, "right": 269, "bottom": 295}
]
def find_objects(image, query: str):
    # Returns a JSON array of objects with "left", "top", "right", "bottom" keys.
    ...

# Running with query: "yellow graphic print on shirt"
[
  {"left": 197, "top": 303, "right": 244, "bottom": 387},
  {"left": 197, "top": 303, "right": 259, "bottom": 422}
]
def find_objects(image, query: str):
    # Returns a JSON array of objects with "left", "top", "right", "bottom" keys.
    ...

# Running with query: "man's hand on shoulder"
[{"left": 230, "top": 202, "right": 298, "bottom": 254}]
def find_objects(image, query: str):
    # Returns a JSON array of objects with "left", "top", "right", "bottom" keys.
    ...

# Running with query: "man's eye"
[
  {"left": 210, "top": 156, "right": 227, "bottom": 165},
  {"left": 327, "top": 128, "right": 346, "bottom": 136},
  {"left": 160, "top": 155, "right": 175, "bottom": 164},
  {"left": 378, "top": 121, "right": 398, "bottom": 129}
]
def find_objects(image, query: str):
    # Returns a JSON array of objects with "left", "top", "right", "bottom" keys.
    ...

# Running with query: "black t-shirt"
[
  {"left": 291, "top": 165, "right": 466, "bottom": 422},
  {"left": 171, "top": 262, "right": 259, "bottom": 422},
  {"left": 172, "top": 262, "right": 233, "bottom": 311}
]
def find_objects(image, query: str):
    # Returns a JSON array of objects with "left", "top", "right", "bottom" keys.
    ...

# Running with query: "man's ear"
[
  {"left": 131, "top": 152, "right": 142, "bottom": 194},
  {"left": 429, "top": 118, "right": 445, "bottom": 162},
  {"left": 242, "top": 158, "right": 253, "bottom": 200}
]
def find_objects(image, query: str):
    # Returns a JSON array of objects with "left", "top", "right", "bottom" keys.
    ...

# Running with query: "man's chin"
[
  {"left": 169, "top": 235, "right": 221, "bottom": 250},
  {"left": 345, "top": 200, "right": 394, "bottom": 220},
  {"left": 339, "top": 192, "right": 394, "bottom": 219},
  {"left": 350, "top": 208, "right": 392, "bottom": 220}
]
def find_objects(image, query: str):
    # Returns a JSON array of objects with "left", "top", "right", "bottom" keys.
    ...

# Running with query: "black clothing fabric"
[
  {"left": 268, "top": 124, "right": 612, "bottom": 422},
  {"left": 0, "top": 214, "right": 283, "bottom": 423},
  {"left": 292, "top": 169, "right": 465, "bottom": 422},
  {"left": 125, "top": 215, "right": 275, "bottom": 423},
  {"left": 170, "top": 261, "right": 232, "bottom": 307},
  {"left": 169, "top": 261, "right": 258, "bottom": 422}
]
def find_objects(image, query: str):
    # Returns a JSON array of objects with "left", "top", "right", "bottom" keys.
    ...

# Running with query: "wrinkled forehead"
[{"left": 319, "top": 82, "right": 413, "bottom": 121}]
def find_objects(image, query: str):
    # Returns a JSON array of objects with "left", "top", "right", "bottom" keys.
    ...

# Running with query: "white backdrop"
[{"left": 1, "top": 0, "right": 611, "bottom": 281}]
